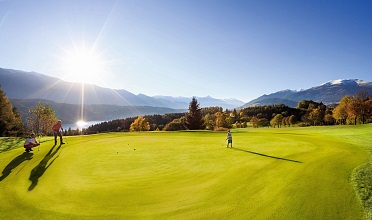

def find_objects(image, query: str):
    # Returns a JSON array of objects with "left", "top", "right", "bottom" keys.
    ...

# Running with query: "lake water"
[{"left": 63, "top": 121, "right": 105, "bottom": 130}]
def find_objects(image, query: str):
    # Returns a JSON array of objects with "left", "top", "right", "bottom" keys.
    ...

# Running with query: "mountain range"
[
  {"left": 243, "top": 79, "right": 372, "bottom": 108},
  {"left": 1, "top": 68, "right": 372, "bottom": 123},
  {"left": 0, "top": 68, "right": 244, "bottom": 109},
  {"left": 10, "top": 99, "right": 181, "bottom": 124}
]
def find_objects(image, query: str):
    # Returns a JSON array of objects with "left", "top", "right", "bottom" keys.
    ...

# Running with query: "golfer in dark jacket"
[{"left": 226, "top": 130, "right": 232, "bottom": 148}]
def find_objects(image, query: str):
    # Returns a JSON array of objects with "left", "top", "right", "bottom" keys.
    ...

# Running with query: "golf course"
[{"left": 0, "top": 125, "right": 371, "bottom": 219}]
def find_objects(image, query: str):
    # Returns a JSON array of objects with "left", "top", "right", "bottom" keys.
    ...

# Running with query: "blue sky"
[{"left": 1, "top": 0, "right": 371, "bottom": 102}]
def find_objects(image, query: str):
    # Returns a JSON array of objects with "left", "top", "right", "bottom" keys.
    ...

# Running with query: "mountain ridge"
[
  {"left": 0, "top": 68, "right": 244, "bottom": 109},
  {"left": 2, "top": 68, "right": 372, "bottom": 110},
  {"left": 10, "top": 99, "right": 186, "bottom": 124},
  {"left": 244, "top": 79, "right": 372, "bottom": 107}
]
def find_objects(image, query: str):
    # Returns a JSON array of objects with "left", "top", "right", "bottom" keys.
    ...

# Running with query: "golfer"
[
  {"left": 52, "top": 120, "right": 65, "bottom": 145},
  {"left": 24, "top": 133, "right": 40, "bottom": 152},
  {"left": 226, "top": 129, "right": 232, "bottom": 148}
]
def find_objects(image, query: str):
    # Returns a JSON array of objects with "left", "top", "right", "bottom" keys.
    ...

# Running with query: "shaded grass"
[
  {"left": 0, "top": 137, "right": 24, "bottom": 153},
  {"left": 353, "top": 163, "right": 372, "bottom": 220},
  {"left": 0, "top": 136, "right": 54, "bottom": 153},
  {"left": 0, "top": 126, "right": 371, "bottom": 219}
]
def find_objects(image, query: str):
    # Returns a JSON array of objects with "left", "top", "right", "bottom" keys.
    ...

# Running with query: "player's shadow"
[
  {"left": 0, "top": 152, "right": 33, "bottom": 181},
  {"left": 28, "top": 144, "right": 62, "bottom": 191},
  {"left": 232, "top": 147, "right": 302, "bottom": 163}
]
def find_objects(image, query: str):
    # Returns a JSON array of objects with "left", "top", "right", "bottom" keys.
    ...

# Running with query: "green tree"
[
  {"left": 258, "top": 118, "right": 269, "bottom": 127},
  {"left": 26, "top": 101, "right": 58, "bottom": 135},
  {"left": 186, "top": 97, "right": 205, "bottom": 130},
  {"left": 233, "top": 108, "right": 241, "bottom": 122},
  {"left": 288, "top": 115, "right": 298, "bottom": 126},
  {"left": 201, "top": 106, "right": 223, "bottom": 116},
  {"left": 297, "top": 100, "right": 320, "bottom": 109},
  {"left": 130, "top": 116, "right": 150, "bottom": 132},
  {"left": 11, "top": 107, "right": 24, "bottom": 135},
  {"left": 163, "top": 117, "right": 187, "bottom": 131},
  {"left": 308, "top": 108, "right": 323, "bottom": 126},
  {"left": 324, "top": 113, "right": 335, "bottom": 125},
  {"left": 0, "top": 87, "right": 24, "bottom": 136}
]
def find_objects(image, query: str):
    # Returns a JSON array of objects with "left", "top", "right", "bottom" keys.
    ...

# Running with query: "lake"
[{"left": 63, "top": 121, "right": 105, "bottom": 130}]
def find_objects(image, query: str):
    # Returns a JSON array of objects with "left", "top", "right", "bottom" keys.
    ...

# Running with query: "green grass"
[
  {"left": 0, "top": 125, "right": 371, "bottom": 219},
  {"left": 0, "top": 137, "right": 25, "bottom": 152}
]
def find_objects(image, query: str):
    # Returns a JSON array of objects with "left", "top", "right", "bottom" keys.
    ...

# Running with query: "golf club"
[
  {"left": 61, "top": 128, "right": 68, "bottom": 144},
  {"left": 221, "top": 139, "right": 227, "bottom": 147},
  {"left": 65, "top": 136, "right": 68, "bottom": 144},
  {"left": 38, "top": 134, "right": 41, "bottom": 151}
]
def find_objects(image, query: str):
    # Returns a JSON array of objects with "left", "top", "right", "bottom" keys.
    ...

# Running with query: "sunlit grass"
[{"left": 0, "top": 125, "right": 371, "bottom": 219}]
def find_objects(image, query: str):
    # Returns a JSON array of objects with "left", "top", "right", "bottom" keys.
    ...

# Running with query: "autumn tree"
[
  {"left": 204, "top": 113, "right": 216, "bottom": 130},
  {"left": 348, "top": 90, "right": 370, "bottom": 124},
  {"left": 333, "top": 96, "right": 352, "bottom": 125},
  {"left": 308, "top": 108, "right": 323, "bottom": 126},
  {"left": 250, "top": 116, "right": 259, "bottom": 128},
  {"left": 225, "top": 112, "right": 233, "bottom": 128},
  {"left": 186, "top": 97, "right": 205, "bottom": 130},
  {"left": 215, "top": 111, "right": 232, "bottom": 129},
  {"left": 130, "top": 116, "right": 150, "bottom": 131},
  {"left": 365, "top": 98, "right": 372, "bottom": 123},
  {"left": 26, "top": 101, "right": 57, "bottom": 135},
  {"left": 270, "top": 114, "right": 283, "bottom": 128}
]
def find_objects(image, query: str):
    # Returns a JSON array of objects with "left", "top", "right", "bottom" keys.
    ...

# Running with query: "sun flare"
[
  {"left": 76, "top": 120, "right": 87, "bottom": 128},
  {"left": 61, "top": 46, "right": 105, "bottom": 84}
]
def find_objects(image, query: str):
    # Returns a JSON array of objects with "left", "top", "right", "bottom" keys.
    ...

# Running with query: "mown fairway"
[{"left": 0, "top": 125, "right": 371, "bottom": 219}]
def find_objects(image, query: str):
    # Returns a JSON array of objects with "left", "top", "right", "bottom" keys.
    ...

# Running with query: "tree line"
[
  {"left": 1, "top": 85, "right": 372, "bottom": 137},
  {"left": 86, "top": 91, "right": 372, "bottom": 132}
]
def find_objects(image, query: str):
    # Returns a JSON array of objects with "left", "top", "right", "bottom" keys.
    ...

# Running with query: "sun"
[
  {"left": 76, "top": 120, "right": 87, "bottom": 127},
  {"left": 61, "top": 46, "right": 105, "bottom": 84}
]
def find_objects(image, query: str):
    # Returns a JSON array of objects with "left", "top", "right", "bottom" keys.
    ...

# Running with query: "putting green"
[{"left": 0, "top": 125, "right": 370, "bottom": 219}]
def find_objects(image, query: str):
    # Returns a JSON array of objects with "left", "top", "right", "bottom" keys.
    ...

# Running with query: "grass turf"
[{"left": 0, "top": 125, "right": 371, "bottom": 219}]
